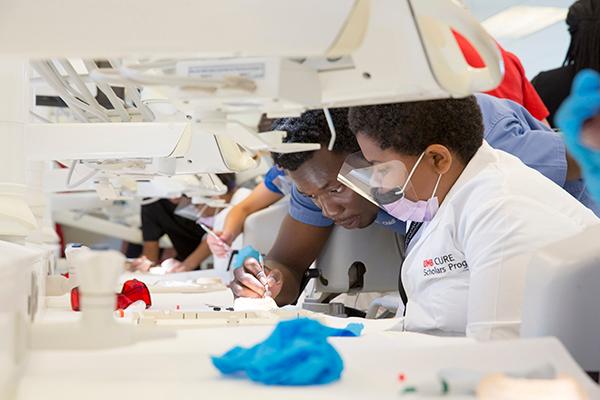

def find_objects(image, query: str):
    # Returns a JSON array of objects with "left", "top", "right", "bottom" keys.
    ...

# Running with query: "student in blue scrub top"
[{"left": 230, "top": 98, "right": 593, "bottom": 305}]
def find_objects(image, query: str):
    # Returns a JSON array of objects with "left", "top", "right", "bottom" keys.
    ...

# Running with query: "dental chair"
[
  {"left": 242, "top": 198, "right": 289, "bottom": 256},
  {"left": 520, "top": 224, "right": 600, "bottom": 381}
]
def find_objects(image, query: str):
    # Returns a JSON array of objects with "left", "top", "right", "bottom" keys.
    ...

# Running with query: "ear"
[{"left": 424, "top": 144, "right": 452, "bottom": 174}]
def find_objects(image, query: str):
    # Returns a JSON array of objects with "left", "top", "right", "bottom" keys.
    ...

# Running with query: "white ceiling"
[{"left": 464, "top": 0, "right": 575, "bottom": 79}]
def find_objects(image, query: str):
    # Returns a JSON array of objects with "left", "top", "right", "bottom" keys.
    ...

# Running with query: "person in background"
[
  {"left": 453, "top": 31, "right": 550, "bottom": 124},
  {"left": 206, "top": 166, "right": 289, "bottom": 258},
  {"left": 130, "top": 173, "right": 236, "bottom": 273},
  {"left": 532, "top": 0, "right": 600, "bottom": 128},
  {"left": 476, "top": 93, "right": 599, "bottom": 216},
  {"left": 206, "top": 180, "right": 255, "bottom": 280}
]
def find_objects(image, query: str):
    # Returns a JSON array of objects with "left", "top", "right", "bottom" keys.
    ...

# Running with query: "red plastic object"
[
  {"left": 70, "top": 287, "right": 81, "bottom": 311},
  {"left": 70, "top": 279, "right": 152, "bottom": 312},
  {"left": 452, "top": 30, "right": 549, "bottom": 121},
  {"left": 120, "top": 279, "right": 152, "bottom": 308}
]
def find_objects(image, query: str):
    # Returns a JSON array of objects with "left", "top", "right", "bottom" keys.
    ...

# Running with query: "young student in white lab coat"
[{"left": 345, "top": 96, "right": 599, "bottom": 340}]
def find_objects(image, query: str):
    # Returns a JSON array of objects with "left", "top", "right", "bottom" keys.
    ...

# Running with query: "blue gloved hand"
[
  {"left": 211, "top": 318, "right": 364, "bottom": 385},
  {"left": 231, "top": 245, "right": 262, "bottom": 270},
  {"left": 556, "top": 69, "right": 600, "bottom": 204}
]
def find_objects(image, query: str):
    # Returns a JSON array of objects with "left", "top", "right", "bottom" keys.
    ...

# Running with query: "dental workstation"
[{"left": 2, "top": 0, "right": 600, "bottom": 398}]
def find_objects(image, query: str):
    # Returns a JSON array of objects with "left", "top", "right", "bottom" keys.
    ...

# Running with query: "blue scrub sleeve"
[
  {"left": 476, "top": 93, "right": 567, "bottom": 186},
  {"left": 263, "top": 166, "right": 285, "bottom": 195}
]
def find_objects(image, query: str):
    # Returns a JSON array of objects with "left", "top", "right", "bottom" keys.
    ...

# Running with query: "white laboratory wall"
[{"left": 465, "top": 0, "right": 575, "bottom": 79}]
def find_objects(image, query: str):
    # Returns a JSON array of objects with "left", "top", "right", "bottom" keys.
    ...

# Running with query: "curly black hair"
[
  {"left": 348, "top": 96, "right": 483, "bottom": 163},
  {"left": 271, "top": 108, "right": 359, "bottom": 171}
]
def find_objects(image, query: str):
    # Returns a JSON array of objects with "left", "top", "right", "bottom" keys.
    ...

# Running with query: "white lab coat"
[{"left": 401, "top": 141, "right": 599, "bottom": 340}]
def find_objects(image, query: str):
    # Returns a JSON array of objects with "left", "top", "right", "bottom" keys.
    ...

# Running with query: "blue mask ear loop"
[{"left": 394, "top": 152, "right": 426, "bottom": 195}]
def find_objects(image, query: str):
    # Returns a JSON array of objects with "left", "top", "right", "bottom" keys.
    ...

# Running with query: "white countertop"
[{"left": 20, "top": 285, "right": 600, "bottom": 400}]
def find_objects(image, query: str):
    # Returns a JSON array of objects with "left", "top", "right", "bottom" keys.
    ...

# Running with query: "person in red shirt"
[
  {"left": 454, "top": 31, "right": 585, "bottom": 194},
  {"left": 453, "top": 31, "right": 550, "bottom": 125}
]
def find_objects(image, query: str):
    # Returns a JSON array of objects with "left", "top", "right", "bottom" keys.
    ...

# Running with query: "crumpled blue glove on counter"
[
  {"left": 556, "top": 69, "right": 600, "bottom": 204},
  {"left": 231, "top": 245, "right": 262, "bottom": 269},
  {"left": 211, "top": 318, "right": 364, "bottom": 385}
]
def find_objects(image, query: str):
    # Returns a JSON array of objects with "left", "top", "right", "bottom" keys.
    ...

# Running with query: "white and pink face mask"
[
  {"left": 377, "top": 152, "right": 442, "bottom": 223},
  {"left": 338, "top": 151, "right": 442, "bottom": 223}
]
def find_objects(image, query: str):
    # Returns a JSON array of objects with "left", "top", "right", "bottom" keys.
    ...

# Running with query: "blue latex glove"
[
  {"left": 556, "top": 69, "right": 600, "bottom": 204},
  {"left": 231, "top": 245, "right": 262, "bottom": 270},
  {"left": 211, "top": 318, "right": 364, "bottom": 385}
]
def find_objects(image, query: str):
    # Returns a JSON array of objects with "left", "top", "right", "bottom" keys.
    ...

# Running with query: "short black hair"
[
  {"left": 348, "top": 96, "right": 483, "bottom": 163},
  {"left": 565, "top": 0, "right": 600, "bottom": 72},
  {"left": 271, "top": 108, "right": 359, "bottom": 171},
  {"left": 216, "top": 173, "right": 236, "bottom": 192}
]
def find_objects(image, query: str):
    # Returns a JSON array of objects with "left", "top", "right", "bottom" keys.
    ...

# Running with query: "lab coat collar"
[
  {"left": 440, "top": 141, "right": 496, "bottom": 206},
  {"left": 407, "top": 141, "right": 495, "bottom": 247}
]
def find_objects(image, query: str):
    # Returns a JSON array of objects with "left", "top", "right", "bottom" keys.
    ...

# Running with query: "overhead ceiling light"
[{"left": 481, "top": 6, "right": 567, "bottom": 39}]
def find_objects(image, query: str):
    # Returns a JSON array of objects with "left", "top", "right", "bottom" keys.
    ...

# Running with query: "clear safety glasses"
[{"left": 337, "top": 151, "right": 418, "bottom": 206}]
